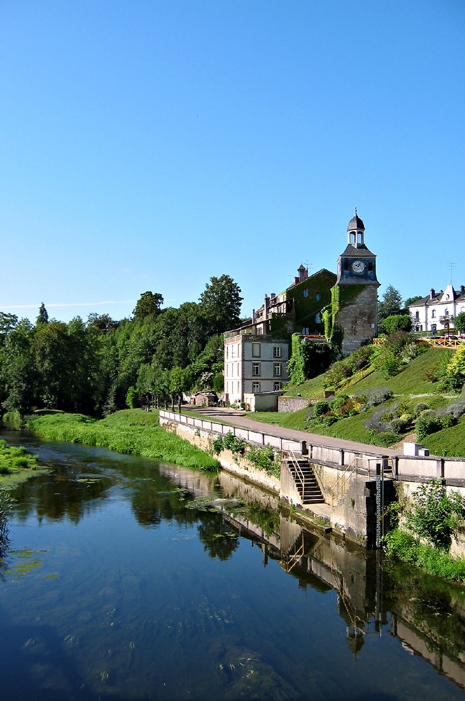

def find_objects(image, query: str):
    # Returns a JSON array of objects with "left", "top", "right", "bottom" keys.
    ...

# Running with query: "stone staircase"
[{"left": 286, "top": 459, "right": 325, "bottom": 505}]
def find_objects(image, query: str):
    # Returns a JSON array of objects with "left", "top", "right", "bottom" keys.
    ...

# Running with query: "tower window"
[
  {"left": 344, "top": 261, "right": 349, "bottom": 270},
  {"left": 349, "top": 232, "right": 356, "bottom": 244}
]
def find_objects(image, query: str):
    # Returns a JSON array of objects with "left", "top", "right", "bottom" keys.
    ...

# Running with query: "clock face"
[{"left": 351, "top": 260, "right": 365, "bottom": 274}]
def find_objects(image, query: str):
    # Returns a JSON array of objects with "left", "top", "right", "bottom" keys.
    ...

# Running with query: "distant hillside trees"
[{"left": 0, "top": 275, "right": 242, "bottom": 417}]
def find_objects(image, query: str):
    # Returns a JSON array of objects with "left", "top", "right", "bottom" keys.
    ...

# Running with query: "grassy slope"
[
  {"left": 253, "top": 348, "right": 465, "bottom": 455},
  {"left": 28, "top": 409, "right": 219, "bottom": 470}
]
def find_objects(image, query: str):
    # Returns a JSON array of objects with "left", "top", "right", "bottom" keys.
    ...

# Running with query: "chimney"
[
  {"left": 430, "top": 289, "right": 435, "bottom": 299},
  {"left": 461, "top": 285, "right": 465, "bottom": 295}
]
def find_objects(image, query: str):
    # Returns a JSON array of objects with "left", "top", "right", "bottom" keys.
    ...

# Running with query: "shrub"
[
  {"left": 414, "top": 402, "right": 429, "bottom": 417},
  {"left": 443, "top": 399, "right": 465, "bottom": 420},
  {"left": 314, "top": 400, "right": 330, "bottom": 417},
  {"left": 126, "top": 386, "right": 140, "bottom": 409},
  {"left": 440, "top": 415, "right": 456, "bottom": 430},
  {"left": 406, "top": 479, "right": 465, "bottom": 551},
  {"left": 381, "top": 314, "right": 412, "bottom": 335},
  {"left": 211, "top": 435, "right": 224, "bottom": 454},
  {"left": 441, "top": 346, "right": 465, "bottom": 392},
  {"left": 416, "top": 413, "right": 443, "bottom": 440},
  {"left": 374, "top": 431, "right": 398, "bottom": 447},
  {"left": 248, "top": 444, "right": 280, "bottom": 477},
  {"left": 364, "top": 387, "right": 393, "bottom": 408},
  {"left": 223, "top": 432, "right": 246, "bottom": 455},
  {"left": 390, "top": 418, "right": 410, "bottom": 435}
]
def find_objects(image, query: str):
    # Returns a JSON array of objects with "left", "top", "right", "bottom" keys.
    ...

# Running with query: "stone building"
[
  {"left": 224, "top": 212, "right": 379, "bottom": 406},
  {"left": 330, "top": 211, "right": 380, "bottom": 355}
]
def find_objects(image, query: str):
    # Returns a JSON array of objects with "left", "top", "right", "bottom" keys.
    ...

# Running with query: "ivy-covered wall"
[{"left": 284, "top": 268, "right": 336, "bottom": 335}]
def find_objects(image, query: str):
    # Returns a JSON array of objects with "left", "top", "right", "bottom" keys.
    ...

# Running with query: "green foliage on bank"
[
  {"left": 28, "top": 410, "right": 219, "bottom": 471},
  {"left": 211, "top": 432, "right": 280, "bottom": 478},
  {"left": 384, "top": 479, "right": 465, "bottom": 581}
]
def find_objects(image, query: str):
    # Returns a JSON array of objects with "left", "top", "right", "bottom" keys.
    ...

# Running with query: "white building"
[
  {"left": 409, "top": 283, "right": 465, "bottom": 334},
  {"left": 224, "top": 333, "right": 289, "bottom": 407}
]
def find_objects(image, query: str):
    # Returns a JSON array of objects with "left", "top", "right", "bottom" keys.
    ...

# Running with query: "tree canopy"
[
  {"left": 199, "top": 275, "right": 243, "bottom": 335},
  {"left": 378, "top": 285, "right": 403, "bottom": 322},
  {"left": 0, "top": 274, "right": 240, "bottom": 415}
]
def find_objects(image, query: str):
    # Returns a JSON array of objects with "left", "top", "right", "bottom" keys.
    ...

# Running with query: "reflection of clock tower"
[{"left": 331, "top": 210, "right": 380, "bottom": 354}]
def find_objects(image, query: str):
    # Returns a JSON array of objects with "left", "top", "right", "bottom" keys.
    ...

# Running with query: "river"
[{"left": 0, "top": 431, "right": 465, "bottom": 701}]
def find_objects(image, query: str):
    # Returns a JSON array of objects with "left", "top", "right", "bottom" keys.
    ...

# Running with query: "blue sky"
[{"left": 1, "top": 0, "right": 464, "bottom": 324}]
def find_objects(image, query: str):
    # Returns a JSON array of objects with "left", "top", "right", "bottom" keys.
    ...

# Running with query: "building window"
[
  {"left": 302, "top": 327, "right": 309, "bottom": 335},
  {"left": 445, "top": 309, "right": 449, "bottom": 317},
  {"left": 252, "top": 343, "right": 261, "bottom": 357},
  {"left": 316, "top": 293, "right": 321, "bottom": 301},
  {"left": 273, "top": 363, "right": 281, "bottom": 377},
  {"left": 273, "top": 382, "right": 281, "bottom": 391},
  {"left": 415, "top": 311, "right": 419, "bottom": 321},
  {"left": 315, "top": 312, "right": 321, "bottom": 323},
  {"left": 273, "top": 346, "right": 282, "bottom": 358},
  {"left": 431, "top": 309, "right": 435, "bottom": 318},
  {"left": 252, "top": 363, "right": 261, "bottom": 376},
  {"left": 303, "top": 289, "right": 308, "bottom": 298},
  {"left": 252, "top": 381, "right": 260, "bottom": 393}
]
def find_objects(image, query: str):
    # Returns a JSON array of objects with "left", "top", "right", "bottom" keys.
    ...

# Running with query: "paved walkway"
[{"left": 184, "top": 407, "right": 402, "bottom": 458}]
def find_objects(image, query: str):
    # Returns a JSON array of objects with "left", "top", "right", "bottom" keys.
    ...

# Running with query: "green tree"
[
  {"left": 454, "top": 311, "right": 465, "bottom": 335},
  {"left": 36, "top": 303, "right": 49, "bottom": 325},
  {"left": 381, "top": 314, "right": 412, "bottom": 335},
  {"left": 2, "top": 319, "right": 36, "bottom": 414},
  {"left": 378, "top": 285, "right": 403, "bottom": 322},
  {"left": 404, "top": 295, "right": 422, "bottom": 311},
  {"left": 126, "top": 386, "right": 140, "bottom": 409},
  {"left": 169, "top": 366, "right": 186, "bottom": 411},
  {"left": 0, "top": 313, "right": 18, "bottom": 345},
  {"left": 199, "top": 275, "right": 243, "bottom": 336},
  {"left": 33, "top": 321, "right": 74, "bottom": 409},
  {"left": 132, "top": 291, "right": 164, "bottom": 322},
  {"left": 87, "top": 313, "right": 118, "bottom": 335}
]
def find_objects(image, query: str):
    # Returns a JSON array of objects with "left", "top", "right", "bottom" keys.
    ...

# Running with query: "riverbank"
[{"left": 27, "top": 409, "right": 219, "bottom": 471}]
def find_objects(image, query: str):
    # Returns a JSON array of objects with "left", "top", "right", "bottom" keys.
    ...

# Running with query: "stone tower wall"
[{"left": 334, "top": 285, "right": 378, "bottom": 355}]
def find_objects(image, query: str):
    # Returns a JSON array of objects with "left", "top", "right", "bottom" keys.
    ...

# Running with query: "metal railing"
[{"left": 331, "top": 457, "right": 359, "bottom": 507}]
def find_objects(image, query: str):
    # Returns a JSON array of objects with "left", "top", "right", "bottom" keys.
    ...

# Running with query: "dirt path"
[{"left": 185, "top": 407, "right": 402, "bottom": 458}]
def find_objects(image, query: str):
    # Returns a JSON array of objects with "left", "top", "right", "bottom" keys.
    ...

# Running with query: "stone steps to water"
[{"left": 286, "top": 460, "right": 325, "bottom": 504}]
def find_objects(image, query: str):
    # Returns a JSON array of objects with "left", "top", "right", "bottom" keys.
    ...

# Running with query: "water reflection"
[{"left": 1, "top": 433, "right": 465, "bottom": 699}]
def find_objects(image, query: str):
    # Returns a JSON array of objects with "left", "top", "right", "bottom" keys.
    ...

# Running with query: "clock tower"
[{"left": 331, "top": 211, "right": 380, "bottom": 354}]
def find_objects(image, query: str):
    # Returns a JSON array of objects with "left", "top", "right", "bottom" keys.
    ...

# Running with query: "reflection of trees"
[
  {"left": 10, "top": 468, "right": 112, "bottom": 525},
  {"left": 197, "top": 512, "right": 239, "bottom": 561},
  {"left": 0, "top": 491, "right": 10, "bottom": 577}
]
